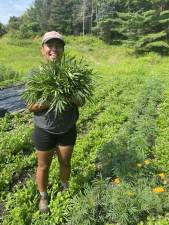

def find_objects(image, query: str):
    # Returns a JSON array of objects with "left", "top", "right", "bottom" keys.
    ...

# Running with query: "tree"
[
  {"left": 0, "top": 22, "right": 6, "bottom": 37},
  {"left": 21, "top": 0, "right": 51, "bottom": 34},
  {"left": 48, "top": 0, "right": 74, "bottom": 34},
  {"left": 7, "top": 16, "right": 21, "bottom": 30},
  {"left": 93, "top": 0, "right": 120, "bottom": 43}
]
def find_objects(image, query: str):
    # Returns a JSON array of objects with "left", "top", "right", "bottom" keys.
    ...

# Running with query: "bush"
[
  {"left": 0, "top": 23, "right": 6, "bottom": 37},
  {"left": 0, "top": 64, "right": 20, "bottom": 82},
  {"left": 65, "top": 179, "right": 169, "bottom": 225},
  {"left": 8, "top": 22, "right": 39, "bottom": 40}
]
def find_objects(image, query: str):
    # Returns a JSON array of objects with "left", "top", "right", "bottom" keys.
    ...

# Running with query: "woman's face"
[{"left": 41, "top": 39, "right": 64, "bottom": 61}]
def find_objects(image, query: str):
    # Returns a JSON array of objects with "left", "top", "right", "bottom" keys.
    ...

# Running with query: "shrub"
[{"left": 0, "top": 64, "right": 20, "bottom": 82}]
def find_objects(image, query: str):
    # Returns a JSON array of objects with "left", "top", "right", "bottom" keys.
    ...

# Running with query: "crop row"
[
  {"left": 65, "top": 78, "right": 168, "bottom": 225},
  {"left": 0, "top": 125, "right": 33, "bottom": 169},
  {"left": 96, "top": 78, "right": 163, "bottom": 178},
  {"left": 153, "top": 87, "right": 169, "bottom": 173},
  {"left": 0, "top": 112, "right": 32, "bottom": 133},
  {"left": 0, "top": 153, "right": 36, "bottom": 199}
]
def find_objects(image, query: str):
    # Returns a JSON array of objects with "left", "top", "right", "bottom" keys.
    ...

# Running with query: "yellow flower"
[
  {"left": 144, "top": 159, "right": 151, "bottom": 165},
  {"left": 127, "top": 191, "right": 134, "bottom": 197},
  {"left": 137, "top": 163, "right": 142, "bottom": 168},
  {"left": 158, "top": 173, "right": 165, "bottom": 180},
  {"left": 113, "top": 177, "right": 120, "bottom": 185},
  {"left": 153, "top": 187, "right": 165, "bottom": 193}
]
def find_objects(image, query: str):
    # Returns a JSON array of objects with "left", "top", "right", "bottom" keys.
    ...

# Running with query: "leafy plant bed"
[
  {"left": 1, "top": 34, "right": 169, "bottom": 224},
  {"left": 0, "top": 75, "right": 143, "bottom": 224},
  {"left": 65, "top": 78, "right": 169, "bottom": 225}
]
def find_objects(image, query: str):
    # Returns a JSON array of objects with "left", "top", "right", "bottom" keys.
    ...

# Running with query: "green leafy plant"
[
  {"left": 0, "top": 64, "right": 20, "bottom": 82},
  {"left": 22, "top": 54, "right": 94, "bottom": 115}
]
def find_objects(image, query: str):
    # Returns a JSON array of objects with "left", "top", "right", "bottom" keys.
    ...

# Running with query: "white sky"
[{"left": 0, "top": 0, "right": 34, "bottom": 24}]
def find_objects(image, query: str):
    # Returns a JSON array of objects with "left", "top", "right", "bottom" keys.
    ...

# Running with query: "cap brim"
[{"left": 42, "top": 37, "right": 65, "bottom": 46}]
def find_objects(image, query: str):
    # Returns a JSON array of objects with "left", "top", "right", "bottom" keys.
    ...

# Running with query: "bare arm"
[{"left": 28, "top": 103, "right": 49, "bottom": 112}]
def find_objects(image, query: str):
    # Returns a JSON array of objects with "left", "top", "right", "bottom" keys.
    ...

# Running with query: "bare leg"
[
  {"left": 35, "top": 149, "right": 54, "bottom": 192},
  {"left": 56, "top": 145, "right": 74, "bottom": 187}
]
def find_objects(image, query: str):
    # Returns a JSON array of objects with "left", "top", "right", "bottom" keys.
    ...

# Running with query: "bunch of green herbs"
[{"left": 22, "top": 54, "right": 94, "bottom": 115}]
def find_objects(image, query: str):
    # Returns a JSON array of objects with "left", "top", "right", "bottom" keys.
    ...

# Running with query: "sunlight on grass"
[
  {"left": 0, "top": 37, "right": 41, "bottom": 75},
  {"left": 0, "top": 34, "right": 169, "bottom": 84}
]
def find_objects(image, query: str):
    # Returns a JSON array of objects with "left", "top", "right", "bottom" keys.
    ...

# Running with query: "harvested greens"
[{"left": 23, "top": 54, "right": 94, "bottom": 115}]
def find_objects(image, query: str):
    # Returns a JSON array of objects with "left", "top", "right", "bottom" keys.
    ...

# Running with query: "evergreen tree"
[
  {"left": 135, "top": 9, "right": 169, "bottom": 53},
  {"left": 93, "top": 0, "right": 122, "bottom": 43},
  {"left": 48, "top": 0, "right": 74, "bottom": 34},
  {"left": 5, "top": 0, "right": 169, "bottom": 53}
]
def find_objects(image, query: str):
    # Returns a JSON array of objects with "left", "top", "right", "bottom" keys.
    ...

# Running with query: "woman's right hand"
[{"left": 28, "top": 103, "right": 49, "bottom": 112}]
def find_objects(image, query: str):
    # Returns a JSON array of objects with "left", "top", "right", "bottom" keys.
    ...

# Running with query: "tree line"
[{"left": 1, "top": 0, "right": 169, "bottom": 53}]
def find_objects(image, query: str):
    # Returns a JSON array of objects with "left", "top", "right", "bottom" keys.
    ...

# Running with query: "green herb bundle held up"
[{"left": 23, "top": 55, "right": 94, "bottom": 115}]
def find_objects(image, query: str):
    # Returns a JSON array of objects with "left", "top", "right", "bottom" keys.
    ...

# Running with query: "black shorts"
[{"left": 32, "top": 125, "right": 77, "bottom": 151}]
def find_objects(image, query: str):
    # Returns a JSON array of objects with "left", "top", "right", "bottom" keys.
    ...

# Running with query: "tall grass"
[
  {"left": 0, "top": 64, "right": 19, "bottom": 82},
  {"left": 0, "top": 36, "right": 41, "bottom": 76},
  {"left": 0, "top": 34, "right": 169, "bottom": 83}
]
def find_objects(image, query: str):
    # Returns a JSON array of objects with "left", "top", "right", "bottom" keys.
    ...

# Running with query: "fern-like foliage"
[
  {"left": 135, "top": 32, "right": 168, "bottom": 53},
  {"left": 22, "top": 54, "right": 94, "bottom": 115},
  {"left": 160, "top": 10, "right": 169, "bottom": 19},
  {"left": 146, "top": 41, "right": 169, "bottom": 50}
]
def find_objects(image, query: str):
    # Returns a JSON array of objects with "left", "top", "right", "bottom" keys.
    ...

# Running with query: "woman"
[{"left": 28, "top": 31, "right": 83, "bottom": 213}]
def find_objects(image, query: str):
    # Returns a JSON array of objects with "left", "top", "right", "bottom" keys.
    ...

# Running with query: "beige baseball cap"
[{"left": 42, "top": 31, "right": 65, "bottom": 46}]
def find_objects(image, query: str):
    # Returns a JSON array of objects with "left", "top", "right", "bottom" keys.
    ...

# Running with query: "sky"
[{"left": 0, "top": 0, "right": 34, "bottom": 24}]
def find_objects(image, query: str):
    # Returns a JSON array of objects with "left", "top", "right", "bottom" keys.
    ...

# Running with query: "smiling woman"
[
  {"left": 42, "top": 39, "right": 64, "bottom": 61},
  {"left": 41, "top": 31, "right": 65, "bottom": 61},
  {"left": 24, "top": 31, "right": 89, "bottom": 213}
]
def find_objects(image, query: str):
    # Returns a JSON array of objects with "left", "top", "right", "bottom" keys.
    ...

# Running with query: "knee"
[
  {"left": 59, "top": 158, "right": 71, "bottom": 168},
  {"left": 37, "top": 161, "right": 50, "bottom": 171}
]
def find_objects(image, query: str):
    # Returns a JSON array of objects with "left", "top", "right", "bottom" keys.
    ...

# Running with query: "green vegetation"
[
  {"left": 0, "top": 64, "right": 20, "bottom": 87},
  {"left": 0, "top": 22, "right": 6, "bottom": 37},
  {"left": 1, "top": 0, "right": 169, "bottom": 53},
  {"left": 23, "top": 55, "right": 94, "bottom": 115},
  {"left": 0, "top": 36, "right": 41, "bottom": 76},
  {"left": 0, "top": 35, "right": 169, "bottom": 224}
]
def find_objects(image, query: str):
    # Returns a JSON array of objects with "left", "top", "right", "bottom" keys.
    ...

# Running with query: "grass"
[
  {"left": 0, "top": 36, "right": 41, "bottom": 76},
  {"left": 1, "top": 34, "right": 169, "bottom": 83}
]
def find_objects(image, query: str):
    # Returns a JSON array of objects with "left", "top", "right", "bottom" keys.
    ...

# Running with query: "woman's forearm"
[{"left": 28, "top": 103, "right": 49, "bottom": 112}]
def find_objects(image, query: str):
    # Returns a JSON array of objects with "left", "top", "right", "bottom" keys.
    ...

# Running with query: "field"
[{"left": 0, "top": 35, "right": 169, "bottom": 225}]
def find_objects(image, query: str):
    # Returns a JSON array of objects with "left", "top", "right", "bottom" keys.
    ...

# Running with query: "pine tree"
[
  {"left": 135, "top": 9, "right": 169, "bottom": 53},
  {"left": 48, "top": 0, "right": 74, "bottom": 34}
]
